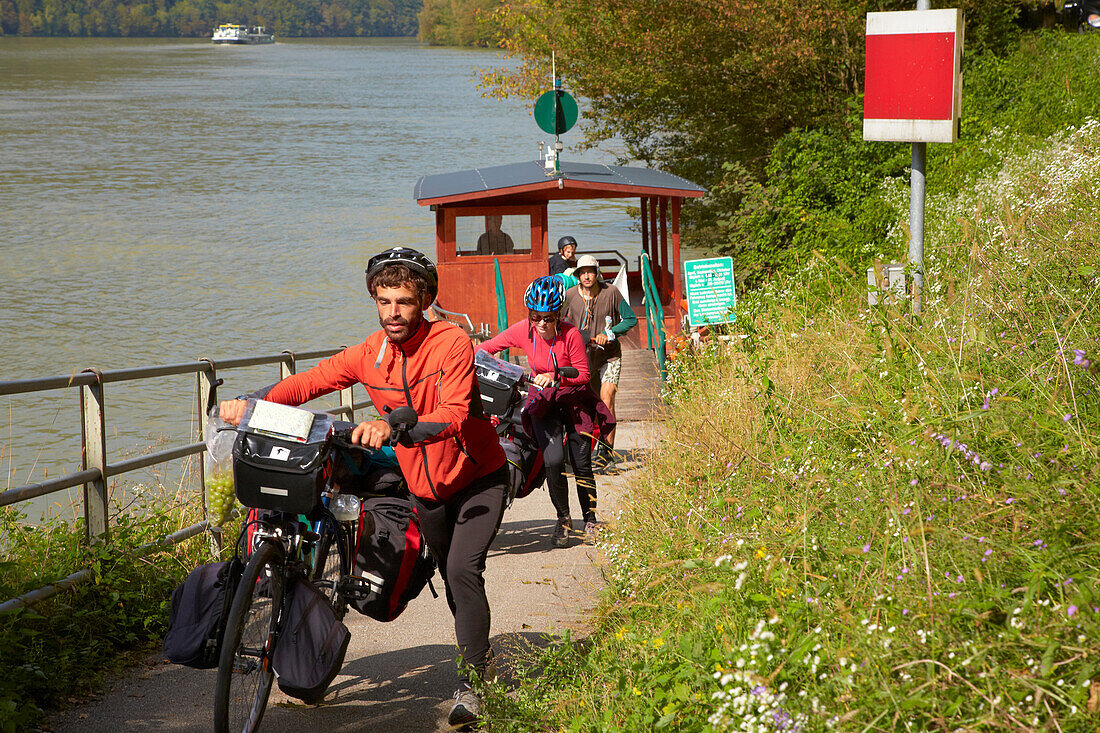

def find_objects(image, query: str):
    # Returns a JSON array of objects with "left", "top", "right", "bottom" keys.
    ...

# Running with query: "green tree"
[{"left": 485, "top": 0, "right": 1032, "bottom": 186}]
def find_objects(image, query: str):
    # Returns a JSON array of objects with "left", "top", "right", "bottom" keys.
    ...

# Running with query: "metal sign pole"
[{"left": 909, "top": 0, "right": 931, "bottom": 316}]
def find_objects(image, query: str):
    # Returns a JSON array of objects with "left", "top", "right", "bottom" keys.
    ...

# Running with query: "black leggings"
[
  {"left": 530, "top": 412, "right": 597, "bottom": 523},
  {"left": 412, "top": 466, "right": 508, "bottom": 682}
]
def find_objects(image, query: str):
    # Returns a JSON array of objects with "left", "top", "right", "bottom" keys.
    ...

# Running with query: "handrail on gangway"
[
  {"left": 640, "top": 253, "right": 668, "bottom": 381},
  {"left": 0, "top": 347, "right": 376, "bottom": 616}
]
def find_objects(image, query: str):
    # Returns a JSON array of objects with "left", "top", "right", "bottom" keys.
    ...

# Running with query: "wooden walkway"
[
  {"left": 510, "top": 348, "right": 663, "bottom": 423},
  {"left": 614, "top": 348, "right": 663, "bottom": 422}
]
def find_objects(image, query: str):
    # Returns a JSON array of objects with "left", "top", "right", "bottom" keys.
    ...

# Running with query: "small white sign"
[{"left": 867, "top": 263, "right": 907, "bottom": 306}]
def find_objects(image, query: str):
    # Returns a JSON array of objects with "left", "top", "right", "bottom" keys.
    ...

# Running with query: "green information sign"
[
  {"left": 683, "top": 257, "right": 737, "bottom": 327},
  {"left": 533, "top": 89, "right": 578, "bottom": 135}
]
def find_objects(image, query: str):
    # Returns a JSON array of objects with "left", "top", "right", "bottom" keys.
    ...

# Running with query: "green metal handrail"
[
  {"left": 640, "top": 253, "right": 667, "bottom": 381},
  {"left": 493, "top": 258, "right": 509, "bottom": 360}
]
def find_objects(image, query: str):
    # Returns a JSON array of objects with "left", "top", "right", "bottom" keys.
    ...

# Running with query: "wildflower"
[
  {"left": 862, "top": 544, "right": 871, "bottom": 553},
  {"left": 1073, "top": 349, "right": 1091, "bottom": 368},
  {"left": 1064, "top": 413, "right": 1072, "bottom": 422},
  {"left": 909, "top": 478, "right": 918, "bottom": 486},
  {"left": 1068, "top": 605, "right": 1078, "bottom": 617}
]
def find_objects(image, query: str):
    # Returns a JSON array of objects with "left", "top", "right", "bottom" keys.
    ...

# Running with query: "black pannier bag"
[
  {"left": 233, "top": 431, "right": 327, "bottom": 515},
  {"left": 162, "top": 557, "right": 244, "bottom": 668},
  {"left": 272, "top": 578, "right": 351, "bottom": 704},
  {"left": 349, "top": 495, "right": 436, "bottom": 622}
]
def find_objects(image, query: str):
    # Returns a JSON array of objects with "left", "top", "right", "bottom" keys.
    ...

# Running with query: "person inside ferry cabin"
[
  {"left": 562, "top": 254, "right": 637, "bottom": 472},
  {"left": 548, "top": 235, "right": 578, "bottom": 275},
  {"left": 475, "top": 214, "right": 515, "bottom": 255},
  {"left": 218, "top": 247, "right": 506, "bottom": 729}
]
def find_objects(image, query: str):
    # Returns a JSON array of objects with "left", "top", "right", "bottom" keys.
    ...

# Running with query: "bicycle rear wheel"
[
  {"left": 312, "top": 518, "right": 350, "bottom": 621},
  {"left": 214, "top": 539, "right": 285, "bottom": 733}
]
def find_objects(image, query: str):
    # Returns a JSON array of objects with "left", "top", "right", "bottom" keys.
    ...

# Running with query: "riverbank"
[{"left": 481, "top": 122, "right": 1100, "bottom": 730}]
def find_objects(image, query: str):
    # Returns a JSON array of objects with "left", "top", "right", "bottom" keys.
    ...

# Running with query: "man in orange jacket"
[{"left": 220, "top": 247, "right": 506, "bottom": 728}]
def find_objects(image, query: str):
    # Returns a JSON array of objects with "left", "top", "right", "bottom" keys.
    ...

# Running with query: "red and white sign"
[{"left": 863, "top": 9, "right": 964, "bottom": 143}]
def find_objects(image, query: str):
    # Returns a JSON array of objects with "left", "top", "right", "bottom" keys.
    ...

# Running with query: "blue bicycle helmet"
[{"left": 524, "top": 275, "right": 565, "bottom": 312}]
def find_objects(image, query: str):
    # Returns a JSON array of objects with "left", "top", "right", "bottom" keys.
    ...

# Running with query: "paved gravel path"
[{"left": 45, "top": 422, "right": 657, "bottom": 733}]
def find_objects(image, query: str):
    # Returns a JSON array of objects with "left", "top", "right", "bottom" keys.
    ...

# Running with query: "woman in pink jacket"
[{"left": 476, "top": 276, "right": 611, "bottom": 547}]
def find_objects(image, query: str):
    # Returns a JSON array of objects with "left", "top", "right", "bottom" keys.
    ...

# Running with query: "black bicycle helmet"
[
  {"left": 365, "top": 247, "right": 439, "bottom": 299},
  {"left": 524, "top": 275, "right": 565, "bottom": 312},
  {"left": 557, "top": 235, "right": 578, "bottom": 251}
]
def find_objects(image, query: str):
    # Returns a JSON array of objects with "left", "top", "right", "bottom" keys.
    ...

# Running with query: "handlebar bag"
[
  {"left": 232, "top": 432, "right": 327, "bottom": 515},
  {"left": 349, "top": 495, "right": 437, "bottom": 622},
  {"left": 162, "top": 557, "right": 244, "bottom": 668},
  {"left": 272, "top": 578, "right": 350, "bottom": 704},
  {"left": 475, "top": 351, "right": 526, "bottom": 417}
]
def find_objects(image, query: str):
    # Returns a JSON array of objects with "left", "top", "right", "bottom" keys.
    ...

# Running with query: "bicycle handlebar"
[{"left": 329, "top": 406, "right": 419, "bottom": 448}]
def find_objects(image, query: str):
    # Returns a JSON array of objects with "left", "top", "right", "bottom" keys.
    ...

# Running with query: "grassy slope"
[{"left": 485, "top": 120, "right": 1100, "bottom": 730}]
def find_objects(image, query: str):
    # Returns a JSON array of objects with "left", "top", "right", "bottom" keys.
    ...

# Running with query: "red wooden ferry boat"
[{"left": 414, "top": 158, "right": 706, "bottom": 351}]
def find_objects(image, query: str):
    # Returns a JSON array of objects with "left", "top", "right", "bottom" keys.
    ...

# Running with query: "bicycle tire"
[
  {"left": 214, "top": 540, "right": 285, "bottom": 733},
  {"left": 312, "top": 518, "right": 350, "bottom": 622}
]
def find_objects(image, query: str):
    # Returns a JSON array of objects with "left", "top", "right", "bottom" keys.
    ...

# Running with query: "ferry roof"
[{"left": 414, "top": 159, "right": 706, "bottom": 206}]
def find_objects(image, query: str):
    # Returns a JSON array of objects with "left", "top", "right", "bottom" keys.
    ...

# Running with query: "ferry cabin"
[{"left": 414, "top": 159, "right": 706, "bottom": 349}]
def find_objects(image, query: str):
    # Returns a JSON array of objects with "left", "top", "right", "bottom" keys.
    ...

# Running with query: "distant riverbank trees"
[
  {"left": 416, "top": 0, "right": 499, "bottom": 46},
  {"left": 0, "top": 0, "right": 421, "bottom": 36}
]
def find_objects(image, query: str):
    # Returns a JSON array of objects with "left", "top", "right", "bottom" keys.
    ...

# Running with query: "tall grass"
[{"left": 485, "top": 121, "right": 1100, "bottom": 731}]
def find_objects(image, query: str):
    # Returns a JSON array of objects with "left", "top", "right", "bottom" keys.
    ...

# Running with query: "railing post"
[
  {"left": 339, "top": 386, "right": 354, "bottom": 422},
  {"left": 197, "top": 360, "right": 217, "bottom": 531},
  {"left": 79, "top": 369, "right": 109, "bottom": 542}
]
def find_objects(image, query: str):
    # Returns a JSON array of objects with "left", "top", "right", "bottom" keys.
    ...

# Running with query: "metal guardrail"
[
  {"left": 0, "top": 347, "right": 372, "bottom": 615},
  {"left": 640, "top": 253, "right": 667, "bottom": 381}
]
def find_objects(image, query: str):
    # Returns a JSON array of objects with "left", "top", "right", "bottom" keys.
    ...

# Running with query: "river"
[{"left": 0, "top": 37, "right": 671, "bottom": 520}]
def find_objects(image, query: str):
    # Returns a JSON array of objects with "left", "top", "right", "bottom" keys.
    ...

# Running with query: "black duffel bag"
[
  {"left": 272, "top": 578, "right": 351, "bottom": 704},
  {"left": 233, "top": 432, "right": 327, "bottom": 515},
  {"left": 162, "top": 557, "right": 244, "bottom": 668}
]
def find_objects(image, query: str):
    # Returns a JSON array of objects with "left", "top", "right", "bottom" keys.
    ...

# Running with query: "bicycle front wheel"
[
  {"left": 214, "top": 539, "right": 285, "bottom": 733},
  {"left": 312, "top": 518, "right": 350, "bottom": 622}
]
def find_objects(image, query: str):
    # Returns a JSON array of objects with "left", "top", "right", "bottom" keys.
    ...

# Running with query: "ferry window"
[{"left": 456, "top": 214, "right": 530, "bottom": 256}]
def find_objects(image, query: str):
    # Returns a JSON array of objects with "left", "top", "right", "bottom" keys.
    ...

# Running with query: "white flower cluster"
[{"left": 708, "top": 618, "right": 810, "bottom": 732}]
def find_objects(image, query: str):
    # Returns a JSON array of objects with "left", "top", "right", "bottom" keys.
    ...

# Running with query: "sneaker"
[
  {"left": 584, "top": 520, "right": 599, "bottom": 542},
  {"left": 448, "top": 687, "right": 480, "bottom": 729},
  {"left": 551, "top": 517, "right": 571, "bottom": 548}
]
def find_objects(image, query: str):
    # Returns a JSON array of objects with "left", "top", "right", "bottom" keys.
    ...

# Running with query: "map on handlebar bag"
[{"left": 247, "top": 400, "right": 316, "bottom": 442}]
